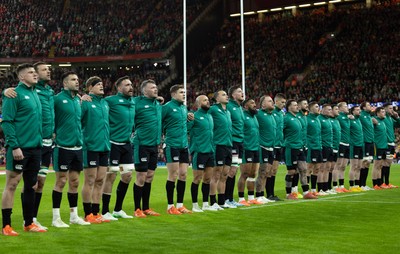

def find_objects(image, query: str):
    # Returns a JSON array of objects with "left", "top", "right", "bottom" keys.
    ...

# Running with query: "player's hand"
[
  {"left": 187, "top": 112, "right": 194, "bottom": 121},
  {"left": 80, "top": 94, "right": 92, "bottom": 102},
  {"left": 12, "top": 148, "right": 24, "bottom": 161},
  {"left": 393, "top": 112, "right": 399, "bottom": 118},
  {"left": 156, "top": 96, "right": 164, "bottom": 104},
  {"left": 372, "top": 118, "right": 378, "bottom": 125},
  {"left": 348, "top": 115, "right": 355, "bottom": 120},
  {"left": 4, "top": 88, "right": 17, "bottom": 98}
]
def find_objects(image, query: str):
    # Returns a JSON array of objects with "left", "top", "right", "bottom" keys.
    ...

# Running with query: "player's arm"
[{"left": 2, "top": 96, "right": 23, "bottom": 160}]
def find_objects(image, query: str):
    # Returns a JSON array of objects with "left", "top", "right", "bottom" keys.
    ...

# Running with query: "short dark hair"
[
  {"left": 170, "top": 84, "right": 183, "bottom": 94},
  {"left": 375, "top": 107, "right": 384, "bottom": 115},
  {"left": 115, "top": 76, "right": 129, "bottom": 88},
  {"left": 213, "top": 90, "right": 224, "bottom": 102},
  {"left": 33, "top": 62, "right": 47, "bottom": 71},
  {"left": 360, "top": 101, "right": 369, "bottom": 110},
  {"left": 350, "top": 105, "right": 360, "bottom": 114},
  {"left": 286, "top": 99, "right": 296, "bottom": 110},
  {"left": 321, "top": 104, "right": 331, "bottom": 109},
  {"left": 86, "top": 76, "right": 102, "bottom": 91},
  {"left": 259, "top": 95, "right": 268, "bottom": 106},
  {"left": 383, "top": 103, "right": 391, "bottom": 108},
  {"left": 16, "top": 63, "right": 34, "bottom": 75},
  {"left": 140, "top": 79, "right": 156, "bottom": 94},
  {"left": 309, "top": 101, "right": 318, "bottom": 108},
  {"left": 228, "top": 85, "right": 241, "bottom": 98},
  {"left": 274, "top": 93, "right": 286, "bottom": 101},
  {"left": 61, "top": 71, "right": 77, "bottom": 83},
  {"left": 242, "top": 98, "right": 254, "bottom": 108},
  {"left": 297, "top": 98, "right": 307, "bottom": 104}
]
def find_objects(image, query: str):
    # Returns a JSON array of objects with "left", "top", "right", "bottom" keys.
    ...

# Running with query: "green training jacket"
[
  {"left": 360, "top": 110, "right": 374, "bottom": 143},
  {"left": 82, "top": 94, "right": 110, "bottom": 151},
  {"left": 133, "top": 96, "right": 162, "bottom": 146},
  {"left": 54, "top": 89, "right": 82, "bottom": 147},
  {"left": 337, "top": 112, "right": 350, "bottom": 144},
  {"left": 373, "top": 116, "right": 388, "bottom": 149},
  {"left": 188, "top": 108, "right": 214, "bottom": 153},
  {"left": 243, "top": 110, "right": 259, "bottom": 151},
  {"left": 256, "top": 109, "right": 276, "bottom": 148},
  {"left": 104, "top": 93, "right": 135, "bottom": 143},
  {"left": 283, "top": 112, "right": 303, "bottom": 149},
  {"left": 296, "top": 111, "right": 307, "bottom": 147},
  {"left": 227, "top": 99, "right": 244, "bottom": 143},
  {"left": 318, "top": 114, "right": 333, "bottom": 148},
  {"left": 2, "top": 82, "right": 42, "bottom": 149},
  {"left": 162, "top": 98, "right": 188, "bottom": 148},
  {"left": 350, "top": 116, "right": 364, "bottom": 147},
  {"left": 272, "top": 106, "right": 284, "bottom": 148},
  {"left": 209, "top": 103, "right": 232, "bottom": 147},
  {"left": 307, "top": 113, "right": 322, "bottom": 150},
  {"left": 382, "top": 114, "right": 400, "bottom": 143},
  {"left": 35, "top": 80, "right": 54, "bottom": 139}
]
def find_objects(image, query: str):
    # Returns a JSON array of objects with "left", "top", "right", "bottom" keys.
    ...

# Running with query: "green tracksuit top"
[
  {"left": 296, "top": 111, "right": 307, "bottom": 147},
  {"left": 382, "top": 115, "right": 400, "bottom": 144},
  {"left": 373, "top": 117, "right": 388, "bottom": 149},
  {"left": 256, "top": 109, "right": 276, "bottom": 148},
  {"left": 35, "top": 80, "right": 54, "bottom": 139},
  {"left": 188, "top": 108, "right": 214, "bottom": 153},
  {"left": 337, "top": 112, "right": 350, "bottom": 144},
  {"left": 360, "top": 110, "right": 374, "bottom": 143},
  {"left": 2, "top": 82, "right": 42, "bottom": 149},
  {"left": 272, "top": 106, "right": 284, "bottom": 148},
  {"left": 318, "top": 114, "right": 333, "bottom": 148},
  {"left": 307, "top": 113, "right": 322, "bottom": 150},
  {"left": 162, "top": 98, "right": 188, "bottom": 149},
  {"left": 133, "top": 96, "right": 162, "bottom": 146},
  {"left": 243, "top": 110, "right": 259, "bottom": 151},
  {"left": 227, "top": 99, "right": 244, "bottom": 143},
  {"left": 209, "top": 103, "right": 232, "bottom": 147},
  {"left": 331, "top": 117, "right": 341, "bottom": 150},
  {"left": 81, "top": 94, "right": 110, "bottom": 152},
  {"left": 54, "top": 89, "right": 82, "bottom": 147},
  {"left": 350, "top": 116, "right": 364, "bottom": 147},
  {"left": 283, "top": 112, "right": 303, "bottom": 149},
  {"left": 104, "top": 93, "right": 135, "bottom": 143}
]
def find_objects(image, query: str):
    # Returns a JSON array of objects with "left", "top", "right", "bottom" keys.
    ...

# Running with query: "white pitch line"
[
  {"left": 241, "top": 193, "right": 366, "bottom": 210},
  {"left": 319, "top": 200, "right": 400, "bottom": 204}
]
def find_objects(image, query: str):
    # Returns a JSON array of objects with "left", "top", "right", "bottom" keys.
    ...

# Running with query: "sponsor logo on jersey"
[
  {"left": 233, "top": 107, "right": 237, "bottom": 110},
  {"left": 63, "top": 100, "right": 68, "bottom": 103},
  {"left": 24, "top": 95, "right": 30, "bottom": 99},
  {"left": 173, "top": 109, "right": 177, "bottom": 112},
  {"left": 36, "top": 89, "right": 41, "bottom": 93},
  {"left": 92, "top": 105, "right": 96, "bottom": 108},
  {"left": 144, "top": 105, "right": 149, "bottom": 108},
  {"left": 119, "top": 99, "right": 124, "bottom": 102},
  {"left": 200, "top": 117, "right": 204, "bottom": 120}
]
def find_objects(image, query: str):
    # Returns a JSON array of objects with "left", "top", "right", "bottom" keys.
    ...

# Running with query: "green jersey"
[
  {"left": 337, "top": 112, "right": 350, "bottom": 144},
  {"left": 306, "top": 113, "right": 322, "bottom": 150},
  {"left": 226, "top": 99, "right": 244, "bottom": 143},
  {"left": 350, "top": 116, "right": 364, "bottom": 147},
  {"left": 104, "top": 93, "right": 135, "bottom": 143},
  {"left": 188, "top": 108, "right": 214, "bottom": 153},
  {"left": 133, "top": 96, "right": 162, "bottom": 146},
  {"left": 162, "top": 98, "right": 188, "bottom": 148},
  {"left": 283, "top": 112, "right": 303, "bottom": 149},
  {"left": 331, "top": 117, "right": 341, "bottom": 150},
  {"left": 318, "top": 114, "right": 333, "bottom": 148},
  {"left": 272, "top": 106, "right": 284, "bottom": 148},
  {"left": 296, "top": 111, "right": 307, "bottom": 147},
  {"left": 35, "top": 80, "right": 54, "bottom": 140},
  {"left": 243, "top": 110, "right": 259, "bottom": 151},
  {"left": 81, "top": 94, "right": 110, "bottom": 152},
  {"left": 2, "top": 82, "right": 42, "bottom": 149},
  {"left": 382, "top": 114, "right": 400, "bottom": 144},
  {"left": 54, "top": 89, "right": 82, "bottom": 147},
  {"left": 360, "top": 110, "right": 374, "bottom": 143},
  {"left": 373, "top": 117, "right": 388, "bottom": 149},
  {"left": 209, "top": 104, "right": 232, "bottom": 147},
  {"left": 256, "top": 109, "right": 276, "bottom": 148}
]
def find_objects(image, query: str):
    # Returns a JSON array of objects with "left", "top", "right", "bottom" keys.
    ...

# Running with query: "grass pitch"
[{"left": 1, "top": 164, "right": 400, "bottom": 253}]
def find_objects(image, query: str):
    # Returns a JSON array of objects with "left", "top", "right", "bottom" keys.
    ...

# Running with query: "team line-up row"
[{"left": 0, "top": 63, "right": 399, "bottom": 236}]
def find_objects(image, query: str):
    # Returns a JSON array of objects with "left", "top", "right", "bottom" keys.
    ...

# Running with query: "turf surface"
[{"left": 1, "top": 164, "right": 400, "bottom": 253}]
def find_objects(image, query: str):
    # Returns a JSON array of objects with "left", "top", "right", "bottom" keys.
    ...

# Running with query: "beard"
[
  {"left": 248, "top": 108, "right": 258, "bottom": 116},
  {"left": 201, "top": 105, "right": 210, "bottom": 111}
]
